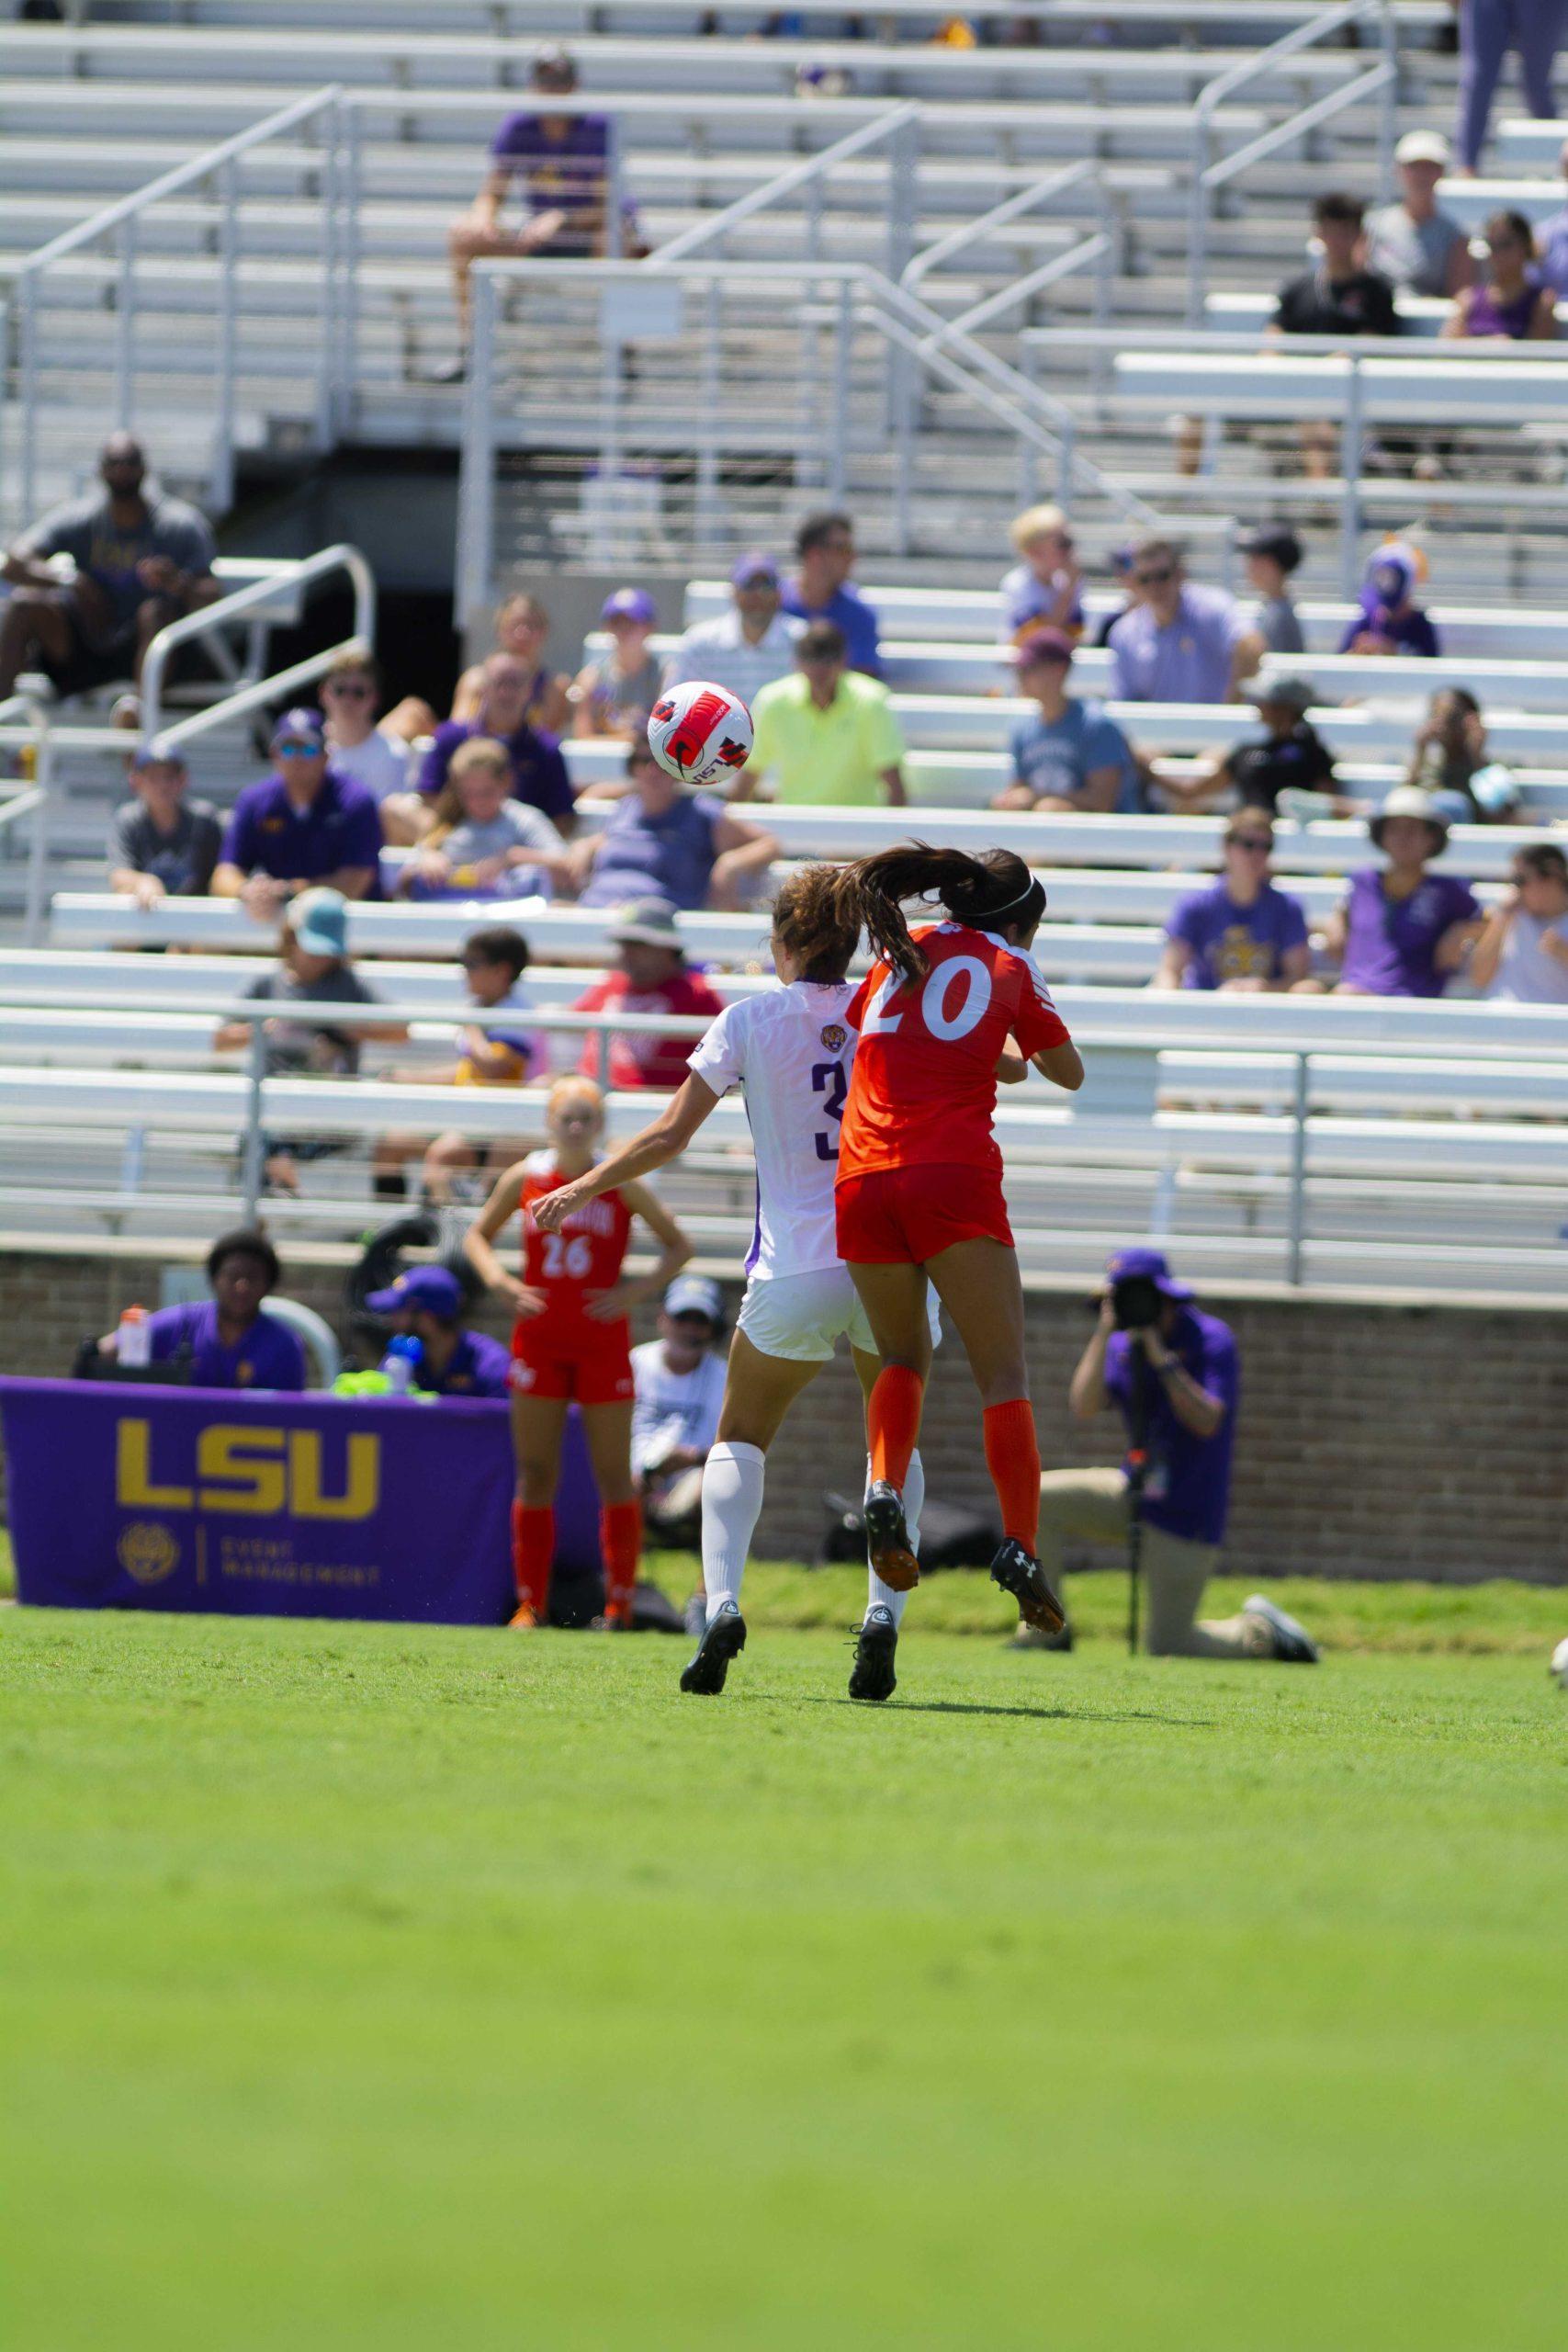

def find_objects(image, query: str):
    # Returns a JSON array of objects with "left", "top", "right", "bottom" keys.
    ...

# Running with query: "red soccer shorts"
[
  {"left": 835, "top": 1163, "right": 1014, "bottom": 1264},
  {"left": 509, "top": 1316, "right": 635, "bottom": 1407}
]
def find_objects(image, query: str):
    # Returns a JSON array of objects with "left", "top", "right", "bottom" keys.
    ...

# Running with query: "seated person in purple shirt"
[
  {"left": 1312, "top": 787, "right": 1482, "bottom": 997},
  {"left": 415, "top": 653, "right": 576, "bottom": 836},
  {"left": 96, "top": 1228, "right": 307, "bottom": 1391},
  {"left": 1153, "top": 815, "right": 1313, "bottom": 992},
  {"left": 446, "top": 46, "right": 638, "bottom": 349},
  {"left": 211, "top": 707, "right": 383, "bottom": 924},
  {"left": 570, "top": 732, "right": 778, "bottom": 911},
  {"left": 1107, "top": 537, "right": 1262, "bottom": 707},
  {"left": 365, "top": 1265, "right": 513, "bottom": 1399},
  {"left": 779, "top": 509, "right": 881, "bottom": 675},
  {"left": 1338, "top": 543, "right": 1441, "bottom": 659}
]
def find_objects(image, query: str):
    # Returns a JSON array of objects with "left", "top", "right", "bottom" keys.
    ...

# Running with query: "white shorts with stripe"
[{"left": 736, "top": 1264, "right": 942, "bottom": 1365}]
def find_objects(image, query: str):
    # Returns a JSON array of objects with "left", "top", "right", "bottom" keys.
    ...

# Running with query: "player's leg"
[
  {"left": 844, "top": 1339, "right": 931, "bottom": 1702},
  {"left": 1011, "top": 1466, "right": 1129, "bottom": 1652},
  {"left": 846, "top": 1257, "right": 933, "bottom": 1592},
  {"left": 508, "top": 1390, "right": 569, "bottom": 1626},
  {"left": 922, "top": 1237, "right": 1065, "bottom": 1636},
  {"left": 702, "top": 1329, "right": 822, "bottom": 1618},
  {"left": 581, "top": 1399, "right": 640, "bottom": 1627}
]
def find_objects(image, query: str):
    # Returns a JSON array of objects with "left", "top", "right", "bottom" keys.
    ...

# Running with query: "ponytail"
[
  {"left": 771, "top": 862, "right": 861, "bottom": 983},
  {"left": 830, "top": 842, "right": 1046, "bottom": 985}
]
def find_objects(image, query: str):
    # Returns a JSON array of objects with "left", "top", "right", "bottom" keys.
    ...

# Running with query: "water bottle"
[
  {"left": 378, "top": 1333, "right": 423, "bottom": 1395},
  {"left": 117, "top": 1306, "right": 152, "bottom": 1368}
]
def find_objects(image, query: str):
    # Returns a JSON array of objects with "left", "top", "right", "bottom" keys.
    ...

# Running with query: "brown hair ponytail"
[
  {"left": 829, "top": 842, "right": 1046, "bottom": 985},
  {"left": 771, "top": 863, "right": 861, "bottom": 983}
]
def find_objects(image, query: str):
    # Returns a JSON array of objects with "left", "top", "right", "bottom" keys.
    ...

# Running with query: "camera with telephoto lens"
[{"left": 1110, "top": 1272, "right": 1164, "bottom": 1332}]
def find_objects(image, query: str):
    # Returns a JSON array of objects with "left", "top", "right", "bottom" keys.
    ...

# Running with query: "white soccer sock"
[
  {"left": 701, "top": 1441, "right": 766, "bottom": 1623},
  {"left": 864, "top": 1447, "right": 924, "bottom": 1628}
]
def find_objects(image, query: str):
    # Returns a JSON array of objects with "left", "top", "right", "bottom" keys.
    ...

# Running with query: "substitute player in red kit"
[
  {"left": 465, "top": 1076, "right": 693, "bottom": 1628},
  {"left": 830, "top": 844, "right": 1085, "bottom": 1633}
]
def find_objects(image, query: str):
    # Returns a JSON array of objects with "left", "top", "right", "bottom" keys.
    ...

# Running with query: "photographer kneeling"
[{"left": 1014, "top": 1249, "right": 1317, "bottom": 1662}]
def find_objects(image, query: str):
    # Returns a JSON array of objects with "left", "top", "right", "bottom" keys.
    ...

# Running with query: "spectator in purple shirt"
[
  {"left": 96, "top": 1228, "right": 307, "bottom": 1391},
  {"left": 365, "top": 1266, "right": 513, "bottom": 1399},
  {"left": 416, "top": 654, "right": 577, "bottom": 835},
  {"left": 211, "top": 707, "right": 383, "bottom": 922},
  {"left": 1338, "top": 543, "right": 1441, "bottom": 659},
  {"left": 1315, "top": 786, "right": 1483, "bottom": 996},
  {"left": 780, "top": 510, "right": 881, "bottom": 675},
  {"left": 445, "top": 46, "right": 637, "bottom": 354},
  {"left": 1153, "top": 816, "right": 1313, "bottom": 992},
  {"left": 1106, "top": 538, "right": 1263, "bottom": 706}
]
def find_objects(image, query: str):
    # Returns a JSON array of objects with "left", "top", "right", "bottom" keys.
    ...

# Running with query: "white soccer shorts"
[{"left": 736, "top": 1264, "right": 941, "bottom": 1364}]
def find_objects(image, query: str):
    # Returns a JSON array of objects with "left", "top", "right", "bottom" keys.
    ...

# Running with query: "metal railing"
[
  {"left": 4, "top": 86, "right": 357, "bottom": 522},
  {"left": 1186, "top": 0, "right": 1400, "bottom": 326}
]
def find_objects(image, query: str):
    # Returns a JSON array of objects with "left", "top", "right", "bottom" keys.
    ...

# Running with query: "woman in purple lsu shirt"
[
  {"left": 1155, "top": 816, "right": 1314, "bottom": 992},
  {"left": 1317, "top": 787, "right": 1483, "bottom": 998},
  {"left": 96, "top": 1228, "right": 307, "bottom": 1390}
]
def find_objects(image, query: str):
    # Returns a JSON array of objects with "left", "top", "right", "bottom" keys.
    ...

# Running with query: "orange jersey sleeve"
[{"left": 839, "top": 922, "right": 1071, "bottom": 1182}]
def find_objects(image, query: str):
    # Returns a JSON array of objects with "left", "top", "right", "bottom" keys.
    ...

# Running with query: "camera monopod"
[{"left": 1123, "top": 1351, "right": 1150, "bottom": 1657}]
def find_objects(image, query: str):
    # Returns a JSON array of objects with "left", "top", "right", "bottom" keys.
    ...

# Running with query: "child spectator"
[
  {"left": 1470, "top": 842, "right": 1568, "bottom": 1001},
  {"left": 450, "top": 594, "right": 572, "bottom": 735},
  {"left": 1339, "top": 543, "right": 1440, "bottom": 658},
  {"left": 570, "top": 588, "right": 661, "bottom": 740},
  {"left": 574, "top": 733, "right": 778, "bottom": 910},
  {"left": 990, "top": 629, "right": 1137, "bottom": 812},
  {"left": 1444, "top": 209, "right": 1557, "bottom": 340},
  {"left": 397, "top": 737, "right": 574, "bottom": 903},
  {"left": 1168, "top": 678, "right": 1339, "bottom": 816},
  {"left": 1239, "top": 525, "right": 1306, "bottom": 654},
  {"left": 1406, "top": 686, "right": 1520, "bottom": 822},
  {"left": 1153, "top": 817, "right": 1313, "bottom": 992},
  {"left": 998, "top": 503, "right": 1085, "bottom": 643},
  {"left": 374, "top": 924, "right": 548, "bottom": 1204},
  {"left": 1314, "top": 788, "right": 1482, "bottom": 997},
  {"left": 107, "top": 742, "right": 221, "bottom": 907},
  {"left": 571, "top": 899, "right": 725, "bottom": 1089}
]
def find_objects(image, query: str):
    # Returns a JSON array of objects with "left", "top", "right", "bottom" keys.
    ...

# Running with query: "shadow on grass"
[{"left": 785, "top": 1694, "right": 1213, "bottom": 1727}]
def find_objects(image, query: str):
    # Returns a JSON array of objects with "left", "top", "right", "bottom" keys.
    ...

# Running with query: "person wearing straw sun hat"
[{"left": 1310, "top": 786, "right": 1483, "bottom": 998}]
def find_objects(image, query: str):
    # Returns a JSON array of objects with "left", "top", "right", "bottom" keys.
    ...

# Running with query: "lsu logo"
[
  {"left": 116, "top": 1419, "right": 380, "bottom": 1521},
  {"left": 118, "top": 1521, "right": 180, "bottom": 1584},
  {"left": 818, "top": 1023, "right": 847, "bottom": 1052}
]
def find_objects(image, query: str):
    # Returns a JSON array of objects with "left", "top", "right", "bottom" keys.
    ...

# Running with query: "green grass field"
[{"left": 3, "top": 1569, "right": 1566, "bottom": 2351}]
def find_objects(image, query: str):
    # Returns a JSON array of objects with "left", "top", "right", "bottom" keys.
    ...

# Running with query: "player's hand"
[
  {"left": 503, "top": 1278, "right": 547, "bottom": 1317},
  {"left": 533, "top": 1182, "right": 587, "bottom": 1234},
  {"left": 583, "top": 1283, "right": 636, "bottom": 1323}
]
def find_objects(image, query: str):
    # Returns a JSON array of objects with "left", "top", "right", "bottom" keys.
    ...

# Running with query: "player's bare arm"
[
  {"left": 534, "top": 1076, "right": 721, "bottom": 1231},
  {"left": 1033, "top": 1039, "right": 1085, "bottom": 1091},
  {"left": 463, "top": 1163, "right": 538, "bottom": 1312}
]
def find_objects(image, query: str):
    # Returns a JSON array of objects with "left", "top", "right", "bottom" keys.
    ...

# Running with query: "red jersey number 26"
[{"left": 859, "top": 955, "right": 993, "bottom": 1043}]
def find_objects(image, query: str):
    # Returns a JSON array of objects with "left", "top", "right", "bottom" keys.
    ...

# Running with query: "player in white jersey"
[{"left": 534, "top": 865, "right": 939, "bottom": 1702}]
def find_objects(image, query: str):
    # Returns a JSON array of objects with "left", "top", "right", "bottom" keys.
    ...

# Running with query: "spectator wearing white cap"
[
  {"left": 1367, "top": 131, "right": 1475, "bottom": 298},
  {"left": 570, "top": 587, "right": 663, "bottom": 741},
  {"left": 661, "top": 553, "right": 801, "bottom": 707},
  {"left": 632, "top": 1274, "right": 728, "bottom": 1553}
]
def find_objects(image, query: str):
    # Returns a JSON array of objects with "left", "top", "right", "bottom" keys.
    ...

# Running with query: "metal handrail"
[
  {"left": 1186, "top": 0, "right": 1398, "bottom": 324},
  {"left": 901, "top": 159, "right": 1104, "bottom": 292},
  {"left": 651, "top": 103, "right": 920, "bottom": 269},
  {"left": 141, "top": 544, "right": 377, "bottom": 745}
]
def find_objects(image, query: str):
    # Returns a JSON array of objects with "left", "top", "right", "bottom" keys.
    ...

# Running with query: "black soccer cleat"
[
  {"left": 680, "top": 1601, "right": 747, "bottom": 1695},
  {"left": 849, "top": 1605, "right": 898, "bottom": 1703},
  {"left": 989, "top": 1537, "right": 1066, "bottom": 1637},
  {"left": 863, "top": 1481, "right": 919, "bottom": 1593}
]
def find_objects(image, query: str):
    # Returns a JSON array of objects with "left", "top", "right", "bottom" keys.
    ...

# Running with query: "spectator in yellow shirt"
[{"left": 736, "top": 622, "right": 906, "bottom": 807}]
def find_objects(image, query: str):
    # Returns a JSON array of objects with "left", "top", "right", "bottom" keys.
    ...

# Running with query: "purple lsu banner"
[{"left": 0, "top": 1376, "right": 529, "bottom": 1624}]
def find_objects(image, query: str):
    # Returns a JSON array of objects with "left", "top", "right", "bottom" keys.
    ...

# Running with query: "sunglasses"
[
  {"left": 1133, "top": 567, "right": 1176, "bottom": 587},
  {"left": 1226, "top": 834, "right": 1273, "bottom": 853},
  {"left": 275, "top": 741, "right": 321, "bottom": 760},
  {"left": 324, "top": 680, "right": 370, "bottom": 699}
]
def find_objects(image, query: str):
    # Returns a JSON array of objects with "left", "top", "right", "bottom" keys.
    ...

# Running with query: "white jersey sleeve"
[
  {"left": 687, "top": 1000, "right": 747, "bottom": 1098},
  {"left": 697, "top": 980, "right": 858, "bottom": 1283}
]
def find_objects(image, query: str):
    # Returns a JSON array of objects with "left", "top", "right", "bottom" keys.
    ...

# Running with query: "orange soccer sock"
[
  {"left": 983, "top": 1398, "right": 1041, "bottom": 1552},
  {"left": 868, "top": 1363, "right": 925, "bottom": 1493},
  {"left": 511, "top": 1501, "right": 554, "bottom": 1616},
  {"left": 599, "top": 1500, "right": 642, "bottom": 1620}
]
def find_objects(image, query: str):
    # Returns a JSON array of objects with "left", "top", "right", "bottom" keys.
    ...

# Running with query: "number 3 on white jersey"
[{"left": 861, "top": 956, "right": 994, "bottom": 1043}]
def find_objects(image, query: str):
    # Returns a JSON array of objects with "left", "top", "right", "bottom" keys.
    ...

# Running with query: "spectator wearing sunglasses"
[
  {"left": 1153, "top": 820, "right": 1313, "bottom": 992},
  {"left": 211, "top": 708, "right": 383, "bottom": 923},
  {"left": 1444, "top": 209, "right": 1558, "bottom": 341},
  {"left": 1470, "top": 843, "right": 1568, "bottom": 1002},
  {"left": 1106, "top": 538, "right": 1263, "bottom": 707},
  {"left": 318, "top": 652, "right": 435, "bottom": 832}
]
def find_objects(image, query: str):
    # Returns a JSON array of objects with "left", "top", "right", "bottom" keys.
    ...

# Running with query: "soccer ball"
[
  {"left": 647, "top": 680, "right": 754, "bottom": 788},
  {"left": 1550, "top": 1635, "right": 1568, "bottom": 1689}
]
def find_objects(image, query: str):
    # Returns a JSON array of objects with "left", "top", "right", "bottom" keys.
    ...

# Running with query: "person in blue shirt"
[
  {"left": 97, "top": 1228, "right": 307, "bottom": 1391},
  {"left": 365, "top": 1265, "right": 513, "bottom": 1397},
  {"left": 991, "top": 628, "right": 1138, "bottom": 813},
  {"left": 779, "top": 510, "right": 881, "bottom": 675},
  {"left": 1013, "top": 1249, "right": 1318, "bottom": 1663},
  {"left": 211, "top": 707, "right": 383, "bottom": 922}
]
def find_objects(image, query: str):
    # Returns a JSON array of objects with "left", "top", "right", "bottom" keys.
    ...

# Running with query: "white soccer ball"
[
  {"left": 647, "top": 679, "right": 754, "bottom": 788},
  {"left": 1550, "top": 1635, "right": 1568, "bottom": 1689}
]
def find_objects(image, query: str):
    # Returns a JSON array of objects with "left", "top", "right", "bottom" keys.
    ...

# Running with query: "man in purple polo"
[
  {"left": 211, "top": 707, "right": 383, "bottom": 922},
  {"left": 96, "top": 1229, "right": 307, "bottom": 1391},
  {"left": 365, "top": 1265, "right": 512, "bottom": 1399},
  {"left": 446, "top": 46, "right": 637, "bottom": 349},
  {"left": 417, "top": 653, "right": 576, "bottom": 834},
  {"left": 1106, "top": 537, "right": 1262, "bottom": 707}
]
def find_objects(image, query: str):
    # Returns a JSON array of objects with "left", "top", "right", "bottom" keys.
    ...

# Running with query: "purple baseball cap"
[
  {"left": 601, "top": 586, "right": 656, "bottom": 627},
  {"left": 269, "top": 706, "right": 325, "bottom": 750},
  {"left": 730, "top": 550, "right": 780, "bottom": 589},
  {"left": 1011, "top": 627, "right": 1076, "bottom": 668},
  {"left": 367, "top": 1265, "right": 463, "bottom": 1318},
  {"left": 1106, "top": 1246, "right": 1194, "bottom": 1300}
]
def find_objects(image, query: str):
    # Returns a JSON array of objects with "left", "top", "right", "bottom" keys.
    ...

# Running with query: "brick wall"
[{"left": 2, "top": 1248, "right": 1564, "bottom": 1585}]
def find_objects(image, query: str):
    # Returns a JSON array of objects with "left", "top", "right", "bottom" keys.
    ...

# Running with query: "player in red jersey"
[
  {"left": 465, "top": 1076, "right": 693, "bottom": 1629},
  {"left": 829, "top": 844, "right": 1085, "bottom": 1633}
]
